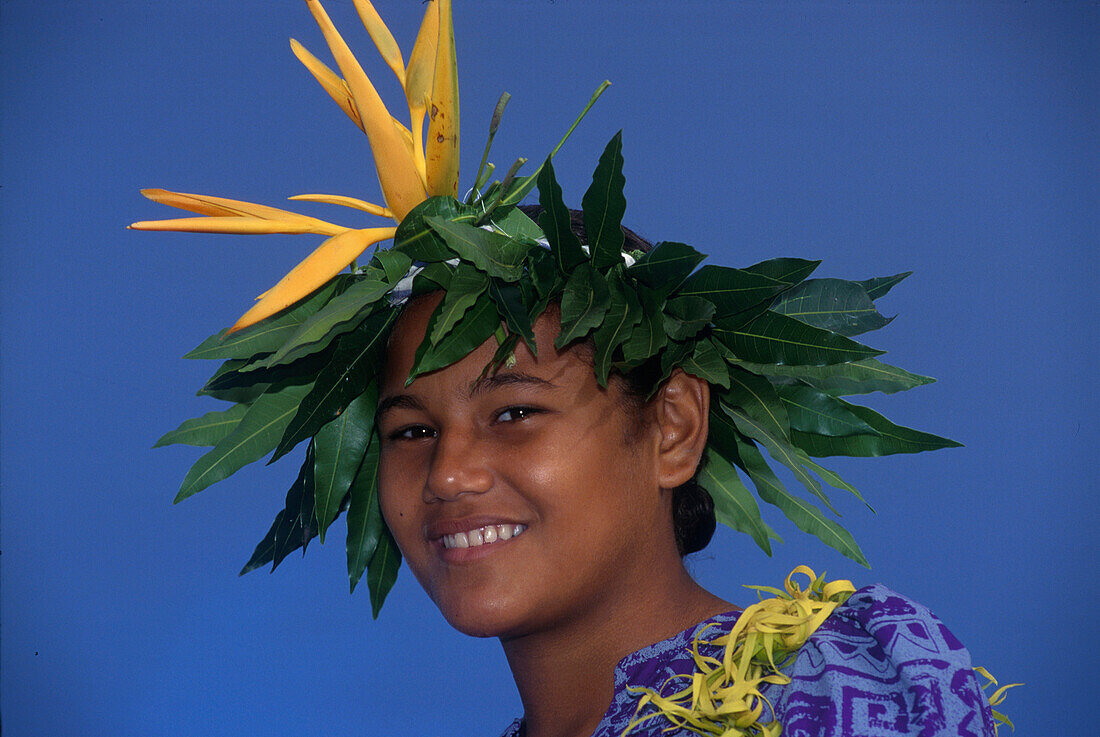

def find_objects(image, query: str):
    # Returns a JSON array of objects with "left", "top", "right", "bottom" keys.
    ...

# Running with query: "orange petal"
[
  {"left": 228, "top": 226, "right": 397, "bottom": 333},
  {"left": 290, "top": 39, "right": 364, "bottom": 131},
  {"left": 138, "top": 189, "right": 345, "bottom": 234},
  {"left": 128, "top": 216, "right": 344, "bottom": 235},
  {"left": 288, "top": 194, "right": 391, "bottom": 218},
  {"left": 425, "top": 0, "right": 459, "bottom": 197},
  {"left": 351, "top": 0, "right": 405, "bottom": 86}
]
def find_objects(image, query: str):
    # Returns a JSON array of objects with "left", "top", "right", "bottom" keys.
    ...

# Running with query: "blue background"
[{"left": 2, "top": 1, "right": 1095, "bottom": 734}]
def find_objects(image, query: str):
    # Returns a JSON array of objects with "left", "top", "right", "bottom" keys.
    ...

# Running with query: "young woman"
[{"left": 137, "top": 1, "right": 1012, "bottom": 734}]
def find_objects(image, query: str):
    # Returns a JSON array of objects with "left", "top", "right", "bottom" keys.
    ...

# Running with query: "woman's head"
[{"left": 375, "top": 292, "right": 711, "bottom": 637}]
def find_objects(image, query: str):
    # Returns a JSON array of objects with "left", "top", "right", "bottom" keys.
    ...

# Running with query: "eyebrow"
[{"left": 376, "top": 372, "right": 556, "bottom": 421}]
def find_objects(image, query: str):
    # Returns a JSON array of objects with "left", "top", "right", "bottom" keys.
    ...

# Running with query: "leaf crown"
[{"left": 140, "top": 1, "right": 958, "bottom": 615}]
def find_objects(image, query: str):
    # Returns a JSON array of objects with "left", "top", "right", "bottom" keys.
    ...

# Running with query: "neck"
[{"left": 501, "top": 559, "right": 732, "bottom": 737}]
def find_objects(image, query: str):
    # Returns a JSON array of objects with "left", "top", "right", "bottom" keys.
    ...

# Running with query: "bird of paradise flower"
[{"left": 130, "top": 0, "right": 459, "bottom": 333}]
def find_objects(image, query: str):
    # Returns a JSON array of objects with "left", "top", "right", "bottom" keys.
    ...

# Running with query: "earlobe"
[{"left": 655, "top": 370, "right": 710, "bottom": 488}]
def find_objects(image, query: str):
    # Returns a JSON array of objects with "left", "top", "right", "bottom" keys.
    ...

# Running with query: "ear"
[{"left": 654, "top": 369, "right": 710, "bottom": 489}]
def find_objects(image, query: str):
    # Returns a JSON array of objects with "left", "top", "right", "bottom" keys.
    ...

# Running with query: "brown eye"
[
  {"left": 495, "top": 406, "right": 539, "bottom": 423},
  {"left": 389, "top": 425, "right": 436, "bottom": 441}
]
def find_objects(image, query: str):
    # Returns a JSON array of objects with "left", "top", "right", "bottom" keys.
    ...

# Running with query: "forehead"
[{"left": 380, "top": 293, "right": 588, "bottom": 396}]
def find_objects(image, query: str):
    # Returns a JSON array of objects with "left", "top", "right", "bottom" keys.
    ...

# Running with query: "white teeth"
[{"left": 442, "top": 524, "right": 527, "bottom": 550}]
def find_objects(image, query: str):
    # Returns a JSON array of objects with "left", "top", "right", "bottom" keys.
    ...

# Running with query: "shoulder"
[{"left": 765, "top": 584, "right": 998, "bottom": 737}]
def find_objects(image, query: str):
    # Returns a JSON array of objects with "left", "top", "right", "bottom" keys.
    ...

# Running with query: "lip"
[{"left": 425, "top": 515, "right": 528, "bottom": 564}]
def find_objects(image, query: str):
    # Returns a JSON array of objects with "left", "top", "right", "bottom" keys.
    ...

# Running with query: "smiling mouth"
[{"left": 441, "top": 524, "right": 527, "bottom": 550}]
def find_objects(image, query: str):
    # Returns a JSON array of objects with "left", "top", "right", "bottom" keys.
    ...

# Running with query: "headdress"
[{"left": 135, "top": 0, "right": 959, "bottom": 616}]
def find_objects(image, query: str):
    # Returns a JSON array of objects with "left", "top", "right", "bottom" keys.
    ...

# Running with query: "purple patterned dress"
[{"left": 499, "top": 585, "right": 996, "bottom": 737}]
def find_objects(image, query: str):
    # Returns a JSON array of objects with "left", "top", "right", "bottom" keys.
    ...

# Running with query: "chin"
[{"left": 433, "top": 590, "right": 541, "bottom": 639}]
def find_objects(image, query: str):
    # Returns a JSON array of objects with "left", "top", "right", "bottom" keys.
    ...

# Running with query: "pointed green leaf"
[
  {"left": 776, "top": 383, "right": 877, "bottom": 436},
  {"left": 176, "top": 379, "right": 315, "bottom": 503},
  {"left": 490, "top": 206, "right": 545, "bottom": 243},
  {"left": 537, "top": 157, "right": 585, "bottom": 273},
  {"left": 733, "top": 436, "right": 868, "bottom": 566},
  {"left": 184, "top": 278, "right": 344, "bottom": 360},
  {"left": 244, "top": 278, "right": 392, "bottom": 372},
  {"left": 414, "top": 261, "right": 454, "bottom": 292},
  {"left": 424, "top": 217, "right": 527, "bottom": 281},
  {"left": 656, "top": 339, "right": 694, "bottom": 391},
  {"left": 791, "top": 400, "right": 963, "bottom": 457},
  {"left": 313, "top": 386, "right": 377, "bottom": 543},
  {"left": 197, "top": 359, "right": 271, "bottom": 404},
  {"left": 678, "top": 265, "right": 786, "bottom": 319},
  {"left": 392, "top": 196, "right": 477, "bottom": 261},
  {"left": 722, "top": 365, "right": 791, "bottom": 439},
  {"left": 627, "top": 241, "right": 705, "bottom": 296},
  {"left": 858, "top": 271, "right": 912, "bottom": 301},
  {"left": 721, "top": 400, "right": 837, "bottom": 515},
  {"left": 772, "top": 278, "right": 891, "bottom": 337},
  {"left": 620, "top": 287, "right": 667, "bottom": 366},
  {"left": 556, "top": 262, "right": 611, "bottom": 349},
  {"left": 527, "top": 245, "right": 562, "bottom": 301},
  {"left": 591, "top": 270, "right": 642, "bottom": 386},
  {"left": 430, "top": 263, "right": 489, "bottom": 346},
  {"left": 793, "top": 448, "right": 872, "bottom": 509},
  {"left": 240, "top": 443, "right": 317, "bottom": 575},
  {"left": 698, "top": 449, "right": 772, "bottom": 554},
  {"left": 582, "top": 131, "right": 627, "bottom": 271},
  {"left": 274, "top": 310, "right": 396, "bottom": 461},
  {"left": 409, "top": 291, "right": 500, "bottom": 383},
  {"left": 347, "top": 439, "right": 383, "bottom": 592},
  {"left": 681, "top": 339, "right": 729, "bottom": 389},
  {"left": 742, "top": 257, "right": 820, "bottom": 286},
  {"left": 367, "top": 527, "right": 402, "bottom": 617},
  {"left": 713, "top": 310, "right": 884, "bottom": 366},
  {"left": 731, "top": 357, "right": 935, "bottom": 396},
  {"left": 663, "top": 295, "right": 716, "bottom": 341},
  {"left": 154, "top": 403, "right": 249, "bottom": 448},
  {"left": 489, "top": 279, "right": 536, "bottom": 353}
]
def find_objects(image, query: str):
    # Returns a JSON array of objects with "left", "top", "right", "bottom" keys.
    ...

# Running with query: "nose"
[{"left": 424, "top": 428, "right": 494, "bottom": 502}]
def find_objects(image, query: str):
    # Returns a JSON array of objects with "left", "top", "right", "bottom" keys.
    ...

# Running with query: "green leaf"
[
  {"left": 313, "top": 386, "right": 377, "bottom": 543},
  {"left": 663, "top": 295, "right": 716, "bottom": 341},
  {"left": 273, "top": 310, "right": 396, "bottom": 461},
  {"left": 733, "top": 435, "right": 868, "bottom": 566},
  {"left": 527, "top": 245, "right": 562, "bottom": 302},
  {"left": 772, "top": 278, "right": 891, "bottom": 337},
  {"left": 555, "top": 262, "right": 610, "bottom": 349},
  {"left": 713, "top": 310, "right": 884, "bottom": 366},
  {"left": 793, "top": 448, "right": 872, "bottom": 509},
  {"left": 372, "top": 249, "right": 413, "bottom": 284},
  {"left": 731, "top": 357, "right": 935, "bottom": 396},
  {"left": 367, "top": 527, "right": 402, "bottom": 617},
  {"left": 656, "top": 339, "right": 694, "bottom": 390},
  {"left": 184, "top": 278, "right": 344, "bottom": 360},
  {"left": 176, "top": 379, "right": 315, "bottom": 503},
  {"left": 197, "top": 359, "right": 271, "bottom": 404},
  {"left": 392, "top": 196, "right": 477, "bottom": 261},
  {"left": 245, "top": 277, "right": 392, "bottom": 372},
  {"left": 582, "top": 131, "right": 627, "bottom": 271},
  {"left": 776, "top": 383, "right": 877, "bottom": 436},
  {"left": 620, "top": 287, "right": 667, "bottom": 366},
  {"left": 591, "top": 270, "right": 642, "bottom": 386},
  {"left": 346, "top": 438, "right": 383, "bottom": 593},
  {"left": 239, "top": 442, "right": 317, "bottom": 575},
  {"left": 154, "top": 404, "right": 249, "bottom": 448},
  {"left": 425, "top": 217, "right": 527, "bottom": 281},
  {"left": 489, "top": 279, "right": 536, "bottom": 353},
  {"left": 681, "top": 338, "right": 729, "bottom": 389},
  {"left": 430, "top": 263, "right": 489, "bottom": 346},
  {"left": 414, "top": 261, "right": 454, "bottom": 292},
  {"left": 489, "top": 206, "right": 544, "bottom": 243},
  {"left": 791, "top": 400, "right": 962, "bottom": 457},
  {"left": 678, "top": 265, "right": 786, "bottom": 319},
  {"left": 742, "top": 257, "right": 820, "bottom": 286},
  {"left": 722, "top": 365, "right": 791, "bottom": 440},
  {"left": 408, "top": 291, "right": 500, "bottom": 383},
  {"left": 721, "top": 400, "right": 837, "bottom": 515},
  {"left": 626, "top": 241, "right": 705, "bottom": 296},
  {"left": 698, "top": 449, "right": 773, "bottom": 554},
  {"left": 858, "top": 271, "right": 912, "bottom": 301},
  {"left": 537, "top": 157, "right": 585, "bottom": 273}
]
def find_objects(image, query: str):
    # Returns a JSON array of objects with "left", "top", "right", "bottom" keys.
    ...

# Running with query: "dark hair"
[{"left": 517, "top": 205, "right": 717, "bottom": 557}]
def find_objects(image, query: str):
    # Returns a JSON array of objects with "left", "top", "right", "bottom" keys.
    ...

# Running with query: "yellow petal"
[
  {"left": 288, "top": 194, "right": 391, "bottom": 218},
  {"left": 351, "top": 0, "right": 405, "bottom": 86},
  {"left": 305, "top": 0, "right": 425, "bottom": 220},
  {"left": 138, "top": 189, "right": 342, "bottom": 231},
  {"left": 290, "top": 39, "right": 364, "bottom": 132},
  {"left": 128, "top": 216, "right": 344, "bottom": 236},
  {"left": 228, "top": 226, "right": 396, "bottom": 333},
  {"left": 404, "top": 0, "right": 439, "bottom": 185},
  {"left": 425, "top": 0, "right": 459, "bottom": 197}
]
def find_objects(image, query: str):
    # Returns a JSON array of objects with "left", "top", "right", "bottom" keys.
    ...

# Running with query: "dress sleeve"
[{"left": 766, "top": 584, "right": 998, "bottom": 737}]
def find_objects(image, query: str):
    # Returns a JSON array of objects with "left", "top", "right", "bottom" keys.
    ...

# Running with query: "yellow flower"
[{"left": 130, "top": 0, "right": 460, "bottom": 333}]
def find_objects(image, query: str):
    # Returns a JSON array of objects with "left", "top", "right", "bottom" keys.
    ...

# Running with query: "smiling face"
[{"left": 376, "top": 295, "right": 684, "bottom": 639}]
